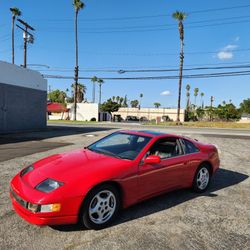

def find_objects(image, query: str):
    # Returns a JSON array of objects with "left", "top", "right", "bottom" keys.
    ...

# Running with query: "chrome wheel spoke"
[
  {"left": 197, "top": 167, "right": 209, "bottom": 190},
  {"left": 88, "top": 190, "right": 116, "bottom": 225}
]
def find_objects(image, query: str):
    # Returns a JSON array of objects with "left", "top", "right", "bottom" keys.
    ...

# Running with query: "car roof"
[{"left": 119, "top": 130, "right": 168, "bottom": 138}]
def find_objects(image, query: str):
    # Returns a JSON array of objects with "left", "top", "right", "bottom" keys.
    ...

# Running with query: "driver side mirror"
[{"left": 144, "top": 155, "right": 161, "bottom": 164}]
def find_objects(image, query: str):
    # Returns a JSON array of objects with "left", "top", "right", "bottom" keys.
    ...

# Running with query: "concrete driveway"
[{"left": 0, "top": 124, "right": 249, "bottom": 249}]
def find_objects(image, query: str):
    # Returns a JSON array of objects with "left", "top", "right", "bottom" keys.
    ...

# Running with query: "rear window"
[{"left": 182, "top": 139, "right": 199, "bottom": 154}]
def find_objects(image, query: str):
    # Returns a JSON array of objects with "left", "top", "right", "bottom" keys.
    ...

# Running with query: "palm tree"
[
  {"left": 194, "top": 87, "right": 199, "bottom": 106},
  {"left": 116, "top": 96, "right": 120, "bottom": 103},
  {"left": 186, "top": 84, "right": 191, "bottom": 111},
  {"left": 97, "top": 78, "right": 104, "bottom": 104},
  {"left": 10, "top": 7, "right": 21, "bottom": 64},
  {"left": 91, "top": 76, "right": 98, "bottom": 103},
  {"left": 71, "top": 83, "right": 86, "bottom": 103},
  {"left": 200, "top": 92, "right": 204, "bottom": 108},
  {"left": 73, "top": 0, "right": 85, "bottom": 120},
  {"left": 172, "top": 11, "right": 187, "bottom": 123},
  {"left": 139, "top": 93, "right": 143, "bottom": 109}
]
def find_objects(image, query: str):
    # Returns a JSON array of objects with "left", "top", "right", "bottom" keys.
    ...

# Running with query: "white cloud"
[
  {"left": 235, "top": 36, "right": 240, "bottom": 42},
  {"left": 217, "top": 43, "right": 238, "bottom": 61},
  {"left": 223, "top": 44, "right": 238, "bottom": 50},
  {"left": 160, "top": 90, "right": 171, "bottom": 96},
  {"left": 217, "top": 51, "right": 233, "bottom": 60}
]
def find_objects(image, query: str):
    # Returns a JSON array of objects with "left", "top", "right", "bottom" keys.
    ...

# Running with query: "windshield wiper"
[{"left": 87, "top": 147, "right": 123, "bottom": 159}]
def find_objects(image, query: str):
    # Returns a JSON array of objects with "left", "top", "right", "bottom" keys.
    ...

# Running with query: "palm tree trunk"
[
  {"left": 177, "top": 38, "right": 184, "bottom": 123},
  {"left": 73, "top": 10, "right": 79, "bottom": 120},
  {"left": 99, "top": 83, "right": 102, "bottom": 104},
  {"left": 12, "top": 16, "right": 15, "bottom": 64},
  {"left": 92, "top": 82, "right": 95, "bottom": 103}
]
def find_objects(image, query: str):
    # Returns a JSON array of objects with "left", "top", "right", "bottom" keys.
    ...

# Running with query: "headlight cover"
[
  {"left": 36, "top": 178, "right": 63, "bottom": 193},
  {"left": 20, "top": 165, "right": 34, "bottom": 177}
]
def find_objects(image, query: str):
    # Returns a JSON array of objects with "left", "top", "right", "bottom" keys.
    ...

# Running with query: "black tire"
[
  {"left": 192, "top": 164, "right": 211, "bottom": 193},
  {"left": 79, "top": 184, "right": 120, "bottom": 230}
]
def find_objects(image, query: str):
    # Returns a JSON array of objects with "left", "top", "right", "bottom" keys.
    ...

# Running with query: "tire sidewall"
[{"left": 80, "top": 184, "right": 120, "bottom": 230}]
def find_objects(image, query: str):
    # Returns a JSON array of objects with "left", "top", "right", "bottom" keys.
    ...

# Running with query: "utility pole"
[{"left": 16, "top": 18, "right": 35, "bottom": 68}]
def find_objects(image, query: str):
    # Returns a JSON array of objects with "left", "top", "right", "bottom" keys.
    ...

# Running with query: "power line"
[
  {"left": 38, "top": 14, "right": 250, "bottom": 30},
  {"left": 33, "top": 4, "right": 250, "bottom": 23},
  {"left": 42, "top": 70, "right": 250, "bottom": 80},
  {"left": 38, "top": 18, "right": 250, "bottom": 34},
  {"left": 36, "top": 64, "right": 250, "bottom": 73},
  {"left": 31, "top": 61, "right": 250, "bottom": 72}
]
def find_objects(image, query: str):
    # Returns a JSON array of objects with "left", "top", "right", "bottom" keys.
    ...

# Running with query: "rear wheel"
[
  {"left": 80, "top": 184, "right": 120, "bottom": 230},
  {"left": 192, "top": 164, "right": 211, "bottom": 193}
]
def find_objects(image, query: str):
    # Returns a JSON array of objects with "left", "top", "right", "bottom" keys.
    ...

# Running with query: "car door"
[{"left": 138, "top": 137, "right": 188, "bottom": 200}]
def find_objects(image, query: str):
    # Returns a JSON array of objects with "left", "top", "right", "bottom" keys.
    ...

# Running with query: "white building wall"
[
  {"left": 0, "top": 61, "right": 47, "bottom": 132},
  {"left": 0, "top": 61, "right": 47, "bottom": 91},
  {"left": 67, "top": 103, "right": 99, "bottom": 121},
  {"left": 113, "top": 107, "right": 185, "bottom": 122}
]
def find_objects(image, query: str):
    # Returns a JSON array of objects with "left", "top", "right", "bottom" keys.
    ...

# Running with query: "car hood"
[{"left": 22, "top": 149, "right": 131, "bottom": 188}]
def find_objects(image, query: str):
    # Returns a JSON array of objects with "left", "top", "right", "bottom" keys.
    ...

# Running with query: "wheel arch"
[{"left": 198, "top": 160, "right": 213, "bottom": 175}]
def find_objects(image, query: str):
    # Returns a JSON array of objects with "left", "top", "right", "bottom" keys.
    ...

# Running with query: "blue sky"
[{"left": 1, "top": 0, "right": 250, "bottom": 108}]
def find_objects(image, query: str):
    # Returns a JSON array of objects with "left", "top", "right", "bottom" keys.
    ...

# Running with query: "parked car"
[
  {"left": 126, "top": 116, "right": 139, "bottom": 122},
  {"left": 10, "top": 130, "right": 220, "bottom": 229}
]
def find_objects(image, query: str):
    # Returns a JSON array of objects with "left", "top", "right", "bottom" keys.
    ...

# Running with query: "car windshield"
[{"left": 87, "top": 132, "right": 151, "bottom": 160}]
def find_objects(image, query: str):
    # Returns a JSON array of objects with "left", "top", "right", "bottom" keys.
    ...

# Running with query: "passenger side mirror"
[{"left": 144, "top": 155, "right": 161, "bottom": 164}]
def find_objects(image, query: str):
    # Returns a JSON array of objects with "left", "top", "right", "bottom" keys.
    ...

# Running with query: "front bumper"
[
  {"left": 11, "top": 193, "right": 78, "bottom": 225},
  {"left": 10, "top": 175, "right": 83, "bottom": 226}
]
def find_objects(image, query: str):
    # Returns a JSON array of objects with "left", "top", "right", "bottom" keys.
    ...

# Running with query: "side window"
[
  {"left": 182, "top": 139, "right": 199, "bottom": 154},
  {"left": 147, "top": 137, "right": 183, "bottom": 159}
]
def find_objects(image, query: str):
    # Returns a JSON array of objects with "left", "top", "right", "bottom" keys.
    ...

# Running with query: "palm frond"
[
  {"left": 10, "top": 7, "right": 22, "bottom": 16},
  {"left": 172, "top": 11, "right": 187, "bottom": 21},
  {"left": 73, "top": 0, "right": 85, "bottom": 11}
]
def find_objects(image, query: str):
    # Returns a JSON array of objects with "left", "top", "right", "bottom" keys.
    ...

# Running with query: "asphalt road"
[{"left": 0, "top": 124, "right": 249, "bottom": 249}]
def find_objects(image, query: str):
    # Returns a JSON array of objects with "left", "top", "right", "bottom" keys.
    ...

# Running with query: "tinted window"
[{"left": 182, "top": 139, "right": 199, "bottom": 154}]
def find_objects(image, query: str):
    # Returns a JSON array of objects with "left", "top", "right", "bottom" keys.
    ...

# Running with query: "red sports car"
[{"left": 10, "top": 130, "right": 220, "bottom": 229}]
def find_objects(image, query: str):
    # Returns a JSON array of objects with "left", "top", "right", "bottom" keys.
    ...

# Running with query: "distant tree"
[
  {"left": 48, "top": 90, "right": 66, "bottom": 103},
  {"left": 139, "top": 93, "right": 143, "bottom": 109},
  {"left": 122, "top": 95, "right": 128, "bottom": 107},
  {"left": 10, "top": 7, "right": 21, "bottom": 64},
  {"left": 71, "top": 83, "right": 86, "bottom": 103},
  {"left": 119, "top": 97, "right": 124, "bottom": 106},
  {"left": 196, "top": 107, "right": 205, "bottom": 120},
  {"left": 154, "top": 102, "right": 161, "bottom": 108},
  {"left": 100, "top": 98, "right": 121, "bottom": 119},
  {"left": 216, "top": 103, "right": 241, "bottom": 121},
  {"left": 116, "top": 96, "right": 120, "bottom": 103},
  {"left": 172, "top": 11, "right": 187, "bottom": 122},
  {"left": 194, "top": 88, "right": 199, "bottom": 106},
  {"left": 97, "top": 78, "right": 104, "bottom": 104},
  {"left": 130, "top": 100, "right": 139, "bottom": 108},
  {"left": 239, "top": 98, "right": 250, "bottom": 114},
  {"left": 91, "top": 76, "right": 98, "bottom": 103},
  {"left": 200, "top": 92, "right": 204, "bottom": 108},
  {"left": 186, "top": 84, "right": 191, "bottom": 111}
]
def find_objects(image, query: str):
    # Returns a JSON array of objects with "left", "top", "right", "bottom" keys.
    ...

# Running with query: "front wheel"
[
  {"left": 80, "top": 184, "right": 120, "bottom": 230},
  {"left": 192, "top": 165, "right": 211, "bottom": 193}
]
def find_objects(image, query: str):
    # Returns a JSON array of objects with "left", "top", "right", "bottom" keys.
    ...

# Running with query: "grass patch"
[
  {"left": 47, "top": 120, "right": 97, "bottom": 124},
  {"left": 144, "top": 121, "right": 250, "bottom": 129}
]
